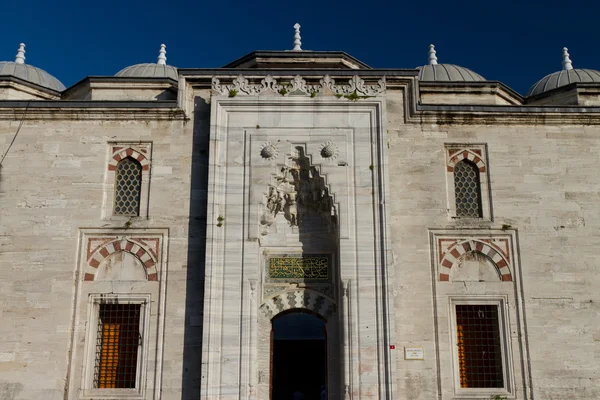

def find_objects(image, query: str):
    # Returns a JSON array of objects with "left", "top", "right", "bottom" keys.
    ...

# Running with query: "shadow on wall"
[{"left": 181, "top": 96, "right": 211, "bottom": 399}]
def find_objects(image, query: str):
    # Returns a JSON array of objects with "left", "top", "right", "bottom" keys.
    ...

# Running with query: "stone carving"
[
  {"left": 259, "top": 289, "right": 335, "bottom": 319},
  {"left": 249, "top": 279, "right": 257, "bottom": 293},
  {"left": 212, "top": 74, "right": 386, "bottom": 97},
  {"left": 319, "top": 141, "right": 338, "bottom": 159},
  {"left": 268, "top": 256, "right": 329, "bottom": 280},
  {"left": 261, "top": 147, "right": 336, "bottom": 231},
  {"left": 320, "top": 75, "right": 336, "bottom": 93},
  {"left": 263, "top": 284, "right": 333, "bottom": 300},
  {"left": 260, "top": 75, "right": 282, "bottom": 94},
  {"left": 259, "top": 142, "right": 279, "bottom": 160},
  {"left": 289, "top": 75, "right": 308, "bottom": 94}
]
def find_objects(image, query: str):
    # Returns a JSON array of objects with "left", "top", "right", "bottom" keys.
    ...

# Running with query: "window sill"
[
  {"left": 101, "top": 215, "right": 149, "bottom": 223},
  {"left": 449, "top": 216, "right": 494, "bottom": 225},
  {"left": 81, "top": 388, "right": 144, "bottom": 399},
  {"left": 453, "top": 389, "right": 514, "bottom": 399}
]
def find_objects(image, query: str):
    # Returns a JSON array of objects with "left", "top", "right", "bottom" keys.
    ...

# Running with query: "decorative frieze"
[
  {"left": 262, "top": 284, "right": 334, "bottom": 300},
  {"left": 211, "top": 74, "right": 386, "bottom": 97},
  {"left": 259, "top": 289, "right": 335, "bottom": 319}
]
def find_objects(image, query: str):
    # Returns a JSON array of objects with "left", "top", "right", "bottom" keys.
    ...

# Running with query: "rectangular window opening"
[
  {"left": 93, "top": 303, "right": 141, "bottom": 389},
  {"left": 456, "top": 304, "right": 504, "bottom": 388}
]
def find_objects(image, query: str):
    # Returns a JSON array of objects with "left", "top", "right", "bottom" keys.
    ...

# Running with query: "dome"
[
  {"left": 115, "top": 44, "right": 178, "bottom": 80},
  {"left": 115, "top": 63, "right": 178, "bottom": 80},
  {"left": 526, "top": 48, "right": 600, "bottom": 97},
  {"left": 417, "top": 45, "right": 485, "bottom": 82},
  {"left": 527, "top": 69, "right": 600, "bottom": 97},
  {"left": 418, "top": 64, "right": 485, "bottom": 82},
  {"left": 0, "top": 44, "right": 65, "bottom": 91}
]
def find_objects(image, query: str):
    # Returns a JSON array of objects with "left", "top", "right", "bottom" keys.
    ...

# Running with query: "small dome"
[
  {"left": 417, "top": 45, "right": 485, "bottom": 82},
  {"left": 527, "top": 69, "right": 600, "bottom": 96},
  {"left": 0, "top": 44, "right": 65, "bottom": 91},
  {"left": 526, "top": 48, "right": 600, "bottom": 97},
  {"left": 418, "top": 64, "right": 485, "bottom": 82},
  {"left": 115, "top": 44, "right": 178, "bottom": 80},
  {"left": 115, "top": 63, "right": 178, "bottom": 80}
]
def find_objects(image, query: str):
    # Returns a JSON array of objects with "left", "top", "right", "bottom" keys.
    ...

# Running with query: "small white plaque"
[{"left": 404, "top": 347, "right": 424, "bottom": 360}]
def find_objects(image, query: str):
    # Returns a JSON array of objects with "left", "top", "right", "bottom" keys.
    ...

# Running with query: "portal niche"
[
  {"left": 258, "top": 144, "right": 341, "bottom": 399},
  {"left": 271, "top": 311, "right": 327, "bottom": 400}
]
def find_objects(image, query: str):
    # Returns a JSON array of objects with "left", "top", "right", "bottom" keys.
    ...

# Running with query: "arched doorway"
[{"left": 271, "top": 310, "right": 327, "bottom": 400}]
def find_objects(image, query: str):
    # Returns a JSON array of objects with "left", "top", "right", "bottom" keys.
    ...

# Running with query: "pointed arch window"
[
  {"left": 454, "top": 159, "right": 482, "bottom": 218},
  {"left": 114, "top": 157, "right": 142, "bottom": 216}
]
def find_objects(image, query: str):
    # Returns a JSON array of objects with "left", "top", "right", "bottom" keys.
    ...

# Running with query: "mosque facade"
[{"left": 0, "top": 27, "right": 599, "bottom": 400}]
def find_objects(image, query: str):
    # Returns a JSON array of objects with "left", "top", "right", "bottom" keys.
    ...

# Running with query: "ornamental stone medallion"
[{"left": 259, "top": 142, "right": 279, "bottom": 161}]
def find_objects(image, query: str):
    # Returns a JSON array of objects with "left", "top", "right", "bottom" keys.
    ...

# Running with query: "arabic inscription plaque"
[{"left": 268, "top": 256, "right": 329, "bottom": 281}]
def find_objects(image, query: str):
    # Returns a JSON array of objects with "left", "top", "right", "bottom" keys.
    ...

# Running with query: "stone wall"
[
  {"left": 387, "top": 89, "right": 600, "bottom": 399},
  {"left": 0, "top": 94, "right": 211, "bottom": 400},
  {"left": 0, "top": 80, "right": 599, "bottom": 400}
]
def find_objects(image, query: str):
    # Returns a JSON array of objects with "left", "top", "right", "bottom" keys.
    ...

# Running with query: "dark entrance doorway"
[{"left": 271, "top": 310, "right": 327, "bottom": 400}]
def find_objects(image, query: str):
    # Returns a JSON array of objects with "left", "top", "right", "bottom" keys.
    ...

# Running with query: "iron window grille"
[
  {"left": 114, "top": 157, "right": 142, "bottom": 216},
  {"left": 454, "top": 160, "right": 483, "bottom": 218},
  {"left": 93, "top": 304, "right": 141, "bottom": 389},
  {"left": 455, "top": 304, "right": 504, "bottom": 388}
]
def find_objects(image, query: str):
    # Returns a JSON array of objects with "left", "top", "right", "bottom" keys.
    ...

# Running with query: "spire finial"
[
  {"left": 15, "top": 43, "right": 26, "bottom": 64},
  {"left": 157, "top": 44, "right": 167, "bottom": 65},
  {"left": 428, "top": 44, "right": 438, "bottom": 65},
  {"left": 292, "top": 23, "right": 302, "bottom": 51},
  {"left": 562, "top": 47, "right": 573, "bottom": 70}
]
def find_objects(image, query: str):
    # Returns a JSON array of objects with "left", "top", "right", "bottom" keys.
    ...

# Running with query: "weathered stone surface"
[{"left": 0, "top": 67, "right": 599, "bottom": 400}]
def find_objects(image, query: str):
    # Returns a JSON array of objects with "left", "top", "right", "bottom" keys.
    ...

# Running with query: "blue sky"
[{"left": 1, "top": 0, "right": 599, "bottom": 94}]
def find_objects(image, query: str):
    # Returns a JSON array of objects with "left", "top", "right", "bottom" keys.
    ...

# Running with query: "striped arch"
[
  {"left": 447, "top": 149, "right": 486, "bottom": 173},
  {"left": 108, "top": 147, "right": 150, "bottom": 171},
  {"left": 439, "top": 240, "right": 511, "bottom": 282},
  {"left": 259, "top": 289, "right": 336, "bottom": 321},
  {"left": 84, "top": 238, "right": 158, "bottom": 281}
]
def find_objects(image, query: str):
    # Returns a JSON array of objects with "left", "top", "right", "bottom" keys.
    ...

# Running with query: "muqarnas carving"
[{"left": 261, "top": 147, "right": 336, "bottom": 232}]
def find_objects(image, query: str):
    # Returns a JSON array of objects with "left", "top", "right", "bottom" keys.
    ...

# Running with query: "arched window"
[
  {"left": 113, "top": 157, "right": 142, "bottom": 216},
  {"left": 454, "top": 160, "right": 482, "bottom": 217}
]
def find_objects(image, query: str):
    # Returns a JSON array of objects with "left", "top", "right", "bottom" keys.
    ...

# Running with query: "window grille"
[
  {"left": 114, "top": 157, "right": 142, "bottom": 216},
  {"left": 93, "top": 304, "right": 141, "bottom": 389},
  {"left": 456, "top": 305, "right": 504, "bottom": 388},
  {"left": 454, "top": 160, "right": 482, "bottom": 217}
]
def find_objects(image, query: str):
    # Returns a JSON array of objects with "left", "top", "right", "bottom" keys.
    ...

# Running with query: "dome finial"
[
  {"left": 157, "top": 44, "right": 167, "bottom": 65},
  {"left": 15, "top": 43, "right": 25, "bottom": 64},
  {"left": 562, "top": 47, "right": 573, "bottom": 70},
  {"left": 428, "top": 44, "right": 438, "bottom": 65},
  {"left": 292, "top": 23, "right": 302, "bottom": 51}
]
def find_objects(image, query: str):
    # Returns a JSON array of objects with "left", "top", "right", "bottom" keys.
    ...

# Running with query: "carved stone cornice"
[
  {"left": 409, "top": 105, "right": 600, "bottom": 125},
  {"left": 0, "top": 103, "right": 186, "bottom": 121},
  {"left": 211, "top": 74, "right": 386, "bottom": 97}
]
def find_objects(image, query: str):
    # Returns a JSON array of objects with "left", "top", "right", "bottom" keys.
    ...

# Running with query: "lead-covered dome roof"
[
  {"left": 115, "top": 44, "right": 178, "bottom": 80},
  {"left": 417, "top": 45, "right": 485, "bottom": 82},
  {"left": 526, "top": 48, "right": 600, "bottom": 97},
  {"left": 0, "top": 44, "right": 65, "bottom": 91}
]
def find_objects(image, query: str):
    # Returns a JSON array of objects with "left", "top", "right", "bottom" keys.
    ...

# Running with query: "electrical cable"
[{"left": 0, "top": 100, "right": 31, "bottom": 166}]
